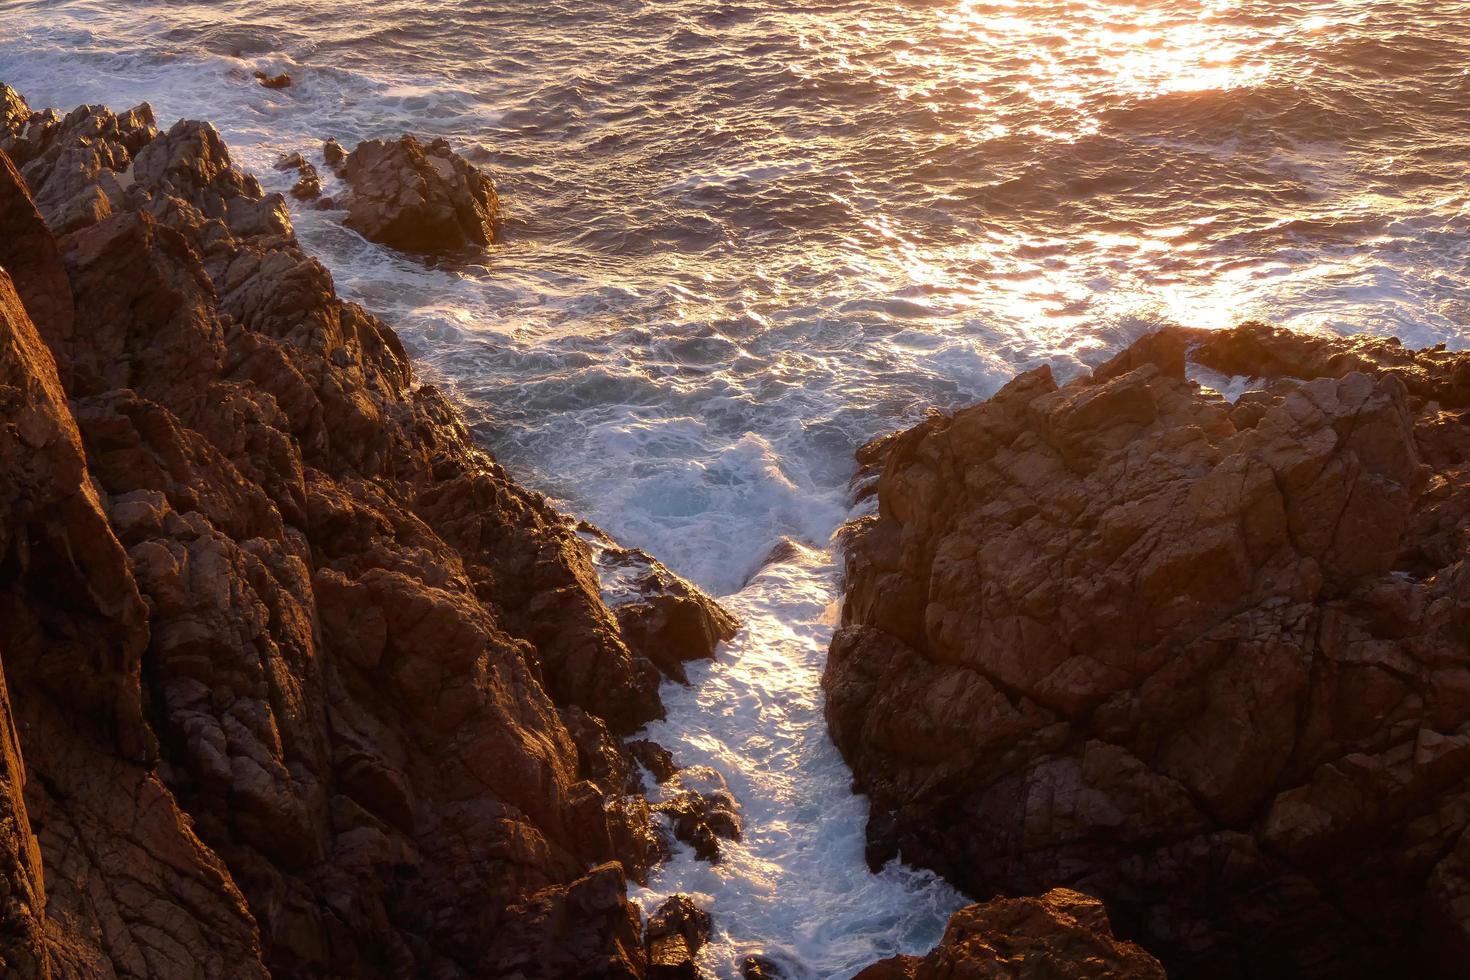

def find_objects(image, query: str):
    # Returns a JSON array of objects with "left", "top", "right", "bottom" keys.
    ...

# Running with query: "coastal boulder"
[
  {"left": 339, "top": 134, "right": 498, "bottom": 253},
  {"left": 854, "top": 889, "right": 1165, "bottom": 980},
  {"left": 826, "top": 323, "right": 1470, "bottom": 978}
]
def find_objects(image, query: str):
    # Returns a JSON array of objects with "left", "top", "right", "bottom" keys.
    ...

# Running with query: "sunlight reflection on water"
[{"left": 3, "top": 0, "right": 1469, "bottom": 974}]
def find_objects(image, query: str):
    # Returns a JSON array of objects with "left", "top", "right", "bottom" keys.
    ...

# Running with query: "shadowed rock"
[
  {"left": 274, "top": 151, "right": 321, "bottom": 200},
  {"left": 854, "top": 889, "right": 1164, "bottom": 980},
  {"left": 629, "top": 739, "right": 679, "bottom": 785},
  {"left": 580, "top": 523, "right": 742, "bottom": 684},
  {"left": 654, "top": 767, "right": 743, "bottom": 864},
  {"left": 826, "top": 322, "right": 1470, "bottom": 979},
  {"left": 646, "top": 894, "right": 712, "bottom": 980}
]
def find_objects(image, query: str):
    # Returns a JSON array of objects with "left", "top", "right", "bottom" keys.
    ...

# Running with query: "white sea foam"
[{"left": 632, "top": 542, "right": 966, "bottom": 979}]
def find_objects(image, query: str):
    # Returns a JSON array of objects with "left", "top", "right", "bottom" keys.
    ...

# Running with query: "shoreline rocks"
[
  {"left": 0, "top": 82, "right": 734, "bottom": 979},
  {"left": 826, "top": 322, "right": 1470, "bottom": 978}
]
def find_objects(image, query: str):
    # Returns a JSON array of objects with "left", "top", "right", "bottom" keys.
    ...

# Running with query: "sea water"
[{"left": 3, "top": 1, "right": 1469, "bottom": 975}]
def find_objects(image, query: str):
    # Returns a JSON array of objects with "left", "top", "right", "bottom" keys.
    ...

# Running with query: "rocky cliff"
[
  {"left": 826, "top": 324, "right": 1470, "bottom": 978},
  {"left": 0, "top": 84, "right": 735, "bottom": 979}
]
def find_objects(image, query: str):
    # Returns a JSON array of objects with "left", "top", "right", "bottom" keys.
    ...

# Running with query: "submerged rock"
[
  {"left": 854, "top": 889, "right": 1165, "bottom": 980},
  {"left": 0, "top": 83, "right": 735, "bottom": 979},
  {"left": 253, "top": 70, "right": 292, "bottom": 90},
  {"left": 740, "top": 954, "right": 785, "bottom": 980},
  {"left": 826, "top": 322, "right": 1470, "bottom": 978},
  {"left": 654, "top": 767, "right": 743, "bottom": 863},
  {"left": 338, "top": 133, "right": 499, "bottom": 253}
]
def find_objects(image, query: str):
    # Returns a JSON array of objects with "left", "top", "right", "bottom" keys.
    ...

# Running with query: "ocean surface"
[{"left": 3, "top": 0, "right": 1469, "bottom": 975}]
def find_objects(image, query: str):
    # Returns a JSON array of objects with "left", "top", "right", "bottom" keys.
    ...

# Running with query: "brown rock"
[
  {"left": 0, "top": 149, "right": 73, "bottom": 371},
  {"left": 583, "top": 523, "right": 742, "bottom": 684},
  {"left": 629, "top": 739, "right": 679, "bottom": 784},
  {"left": 1, "top": 258, "right": 268, "bottom": 978},
  {"left": 646, "top": 894, "right": 712, "bottom": 980},
  {"left": 740, "top": 954, "right": 784, "bottom": 979},
  {"left": 654, "top": 768, "right": 743, "bottom": 864},
  {"left": 853, "top": 889, "right": 1165, "bottom": 980},
  {"left": 0, "top": 87, "right": 736, "bottom": 979},
  {"left": 291, "top": 169, "right": 321, "bottom": 200},
  {"left": 253, "top": 71, "right": 292, "bottom": 90},
  {"left": 339, "top": 134, "right": 498, "bottom": 253},
  {"left": 274, "top": 151, "right": 322, "bottom": 200},
  {"left": 0, "top": 86, "right": 157, "bottom": 234},
  {"left": 826, "top": 324, "right": 1470, "bottom": 978},
  {"left": 0, "top": 657, "right": 47, "bottom": 980}
]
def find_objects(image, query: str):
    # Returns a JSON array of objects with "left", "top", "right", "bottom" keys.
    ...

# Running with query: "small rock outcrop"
[
  {"left": 274, "top": 151, "right": 321, "bottom": 200},
  {"left": 654, "top": 767, "right": 743, "bottom": 863},
  {"left": 338, "top": 134, "right": 499, "bottom": 253},
  {"left": 645, "top": 894, "right": 712, "bottom": 980},
  {"left": 826, "top": 323, "right": 1470, "bottom": 978},
  {"left": 629, "top": 739, "right": 679, "bottom": 785},
  {"left": 854, "top": 889, "right": 1165, "bottom": 980},
  {"left": 583, "top": 524, "right": 742, "bottom": 684},
  {"left": 0, "top": 82, "right": 733, "bottom": 980}
]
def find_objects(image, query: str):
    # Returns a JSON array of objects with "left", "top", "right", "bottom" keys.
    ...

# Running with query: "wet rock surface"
[
  {"left": 645, "top": 894, "right": 712, "bottom": 980},
  {"left": 582, "top": 523, "right": 742, "bottom": 684},
  {"left": 0, "top": 83, "right": 735, "bottom": 979},
  {"left": 338, "top": 134, "right": 499, "bottom": 254},
  {"left": 274, "top": 151, "right": 321, "bottom": 200},
  {"left": 854, "top": 889, "right": 1165, "bottom": 980},
  {"left": 629, "top": 739, "right": 680, "bottom": 785},
  {"left": 739, "top": 954, "right": 784, "bottom": 980},
  {"left": 826, "top": 322, "right": 1470, "bottom": 978},
  {"left": 653, "top": 767, "right": 743, "bottom": 864}
]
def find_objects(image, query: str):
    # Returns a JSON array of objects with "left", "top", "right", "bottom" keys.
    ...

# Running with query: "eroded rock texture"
[
  {"left": 854, "top": 889, "right": 1164, "bottom": 980},
  {"left": 0, "top": 83, "right": 732, "bottom": 980},
  {"left": 339, "top": 135, "right": 499, "bottom": 254},
  {"left": 826, "top": 323, "right": 1470, "bottom": 978}
]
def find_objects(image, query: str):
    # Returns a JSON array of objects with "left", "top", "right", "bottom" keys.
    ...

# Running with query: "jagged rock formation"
[
  {"left": 338, "top": 135, "right": 499, "bottom": 253},
  {"left": 0, "top": 84, "right": 733, "bottom": 979},
  {"left": 854, "top": 889, "right": 1164, "bottom": 980},
  {"left": 644, "top": 894, "right": 711, "bottom": 980},
  {"left": 826, "top": 323, "right": 1470, "bottom": 978}
]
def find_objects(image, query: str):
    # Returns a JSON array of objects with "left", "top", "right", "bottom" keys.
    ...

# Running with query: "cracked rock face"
[
  {"left": 338, "top": 134, "right": 499, "bottom": 254},
  {"left": 0, "top": 83, "right": 733, "bottom": 979},
  {"left": 825, "top": 323, "right": 1470, "bottom": 978}
]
